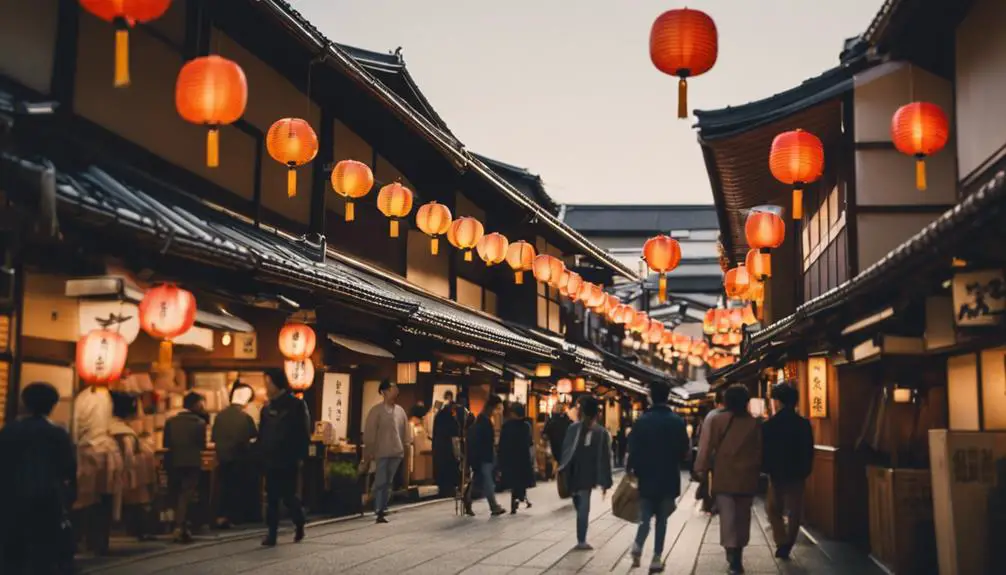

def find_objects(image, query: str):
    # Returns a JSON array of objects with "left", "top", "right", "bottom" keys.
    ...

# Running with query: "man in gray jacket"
[
  {"left": 558, "top": 396, "right": 613, "bottom": 550},
  {"left": 164, "top": 392, "right": 207, "bottom": 543},
  {"left": 362, "top": 380, "right": 412, "bottom": 523},
  {"left": 212, "top": 382, "right": 257, "bottom": 528}
]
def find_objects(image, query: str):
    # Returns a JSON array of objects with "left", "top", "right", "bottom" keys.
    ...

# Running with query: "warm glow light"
[
  {"left": 418, "top": 360, "right": 433, "bottom": 374},
  {"left": 477, "top": 232, "right": 510, "bottom": 266},
  {"left": 285, "top": 359, "right": 315, "bottom": 392},
  {"left": 642, "top": 234, "right": 682, "bottom": 302},
  {"left": 448, "top": 217, "right": 485, "bottom": 261},
  {"left": 565, "top": 272, "right": 585, "bottom": 301},
  {"left": 330, "top": 160, "right": 374, "bottom": 222},
  {"left": 76, "top": 329, "right": 129, "bottom": 386},
  {"left": 506, "top": 241, "right": 536, "bottom": 284},
  {"left": 80, "top": 0, "right": 172, "bottom": 87},
  {"left": 649, "top": 8, "right": 718, "bottom": 118},
  {"left": 769, "top": 129, "right": 824, "bottom": 220},
  {"left": 138, "top": 284, "right": 196, "bottom": 367},
  {"left": 724, "top": 265, "right": 751, "bottom": 299},
  {"left": 891, "top": 102, "right": 950, "bottom": 191},
  {"left": 535, "top": 363, "right": 552, "bottom": 377},
  {"left": 266, "top": 118, "right": 318, "bottom": 198},
  {"left": 746, "top": 248, "right": 772, "bottom": 279},
  {"left": 377, "top": 182, "right": 414, "bottom": 238},
  {"left": 175, "top": 56, "right": 247, "bottom": 167},
  {"left": 533, "top": 255, "right": 566, "bottom": 287},
  {"left": 745, "top": 210, "right": 785, "bottom": 250},
  {"left": 278, "top": 323, "right": 317, "bottom": 361},
  {"left": 556, "top": 378, "right": 573, "bottom": 395}
]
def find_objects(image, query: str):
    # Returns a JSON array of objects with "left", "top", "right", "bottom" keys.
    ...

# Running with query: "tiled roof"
[
  {"left": 473, "top": 154, "right": 559, "bottom": 214},
  {"left": 561, "top": 204, "right": 720, "bottom": 234}
]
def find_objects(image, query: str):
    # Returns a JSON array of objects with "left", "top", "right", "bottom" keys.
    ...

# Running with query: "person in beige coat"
[{"left": 695, "top": 384, "right": 762, "bottom": 574}]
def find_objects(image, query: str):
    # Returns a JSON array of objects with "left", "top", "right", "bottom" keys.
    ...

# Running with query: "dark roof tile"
[{"left": 561, "top": 204, "right": 719, "bottom": 233}]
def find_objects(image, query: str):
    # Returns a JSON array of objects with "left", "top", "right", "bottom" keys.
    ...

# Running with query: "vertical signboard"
[
  {"left": 322, "top": 373, "right": 350, "bottom": 442},
  {"left": 808, "top": 357, "right": 828, "bottom": 419}
]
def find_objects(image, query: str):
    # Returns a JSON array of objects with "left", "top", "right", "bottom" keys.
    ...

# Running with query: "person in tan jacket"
[{"left": 695, "top": 384, "right": 763, "bottom": 574}]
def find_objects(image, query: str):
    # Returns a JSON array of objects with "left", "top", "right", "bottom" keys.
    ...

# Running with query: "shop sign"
[
  {"left": 322, "top": 373, "right": 350, "bottom": 442},
  {"left": 512, "top": 378, "right": 529, "bottom": 405},
  {"left": 233, "top": 332, "right": 257, "bottom": 359},
  {"left": 78, "top": 301, "right": 140, "bottom": 343},
  {"left": 808, "top": 357, "right": 828, "bottom": 419},
  {"left": 952, "top": 270, "right": 1006, "bottom": 327}
]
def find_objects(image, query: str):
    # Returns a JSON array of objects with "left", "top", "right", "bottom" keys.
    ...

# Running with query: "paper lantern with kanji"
[
  {"left": 266, "top": 118, "right": 318, "bottom": 198},
  {"left": 746, "top": 248, "right": 772, "bottom": 280},
  {"left": 138, "top": 284, "right": 196, "bottom": 367},
  {"left": 650, "top": 8, "right": 718, "bottom": 119},
  {"left": 76, "top": 329, "right": 129, "bottom": 386},
  {"left": 505, "top": 240, "right": 536, "bottom": 284},
  {"left": 891, "top": 102, "right": 949, "bottom": 191},
  {"left": 745, "top": 209, "right": 785, "bottom": 251},
  {"left": 80, "top": 0, "right": 172, "bottom": 87},
  {"left": 477, "top": 232, "right": 509, "bottom": 266},
  {"left": 376, "top": 182, "right": 414, "bottom": 238},
  {"left": 769, "top": 129, "right": 824, "bottom": 220},
  {"left": 284, "top": 359, "right": 315, "bottom": 395},
  {"left": 415, "top": 201, "right": 452, "bottom": 255},
  {"left": 642, "top": 234, "right": 682, "bottom": 303},
  {"left": 533, "top": 255, "right": 565, "bottom": 287},
  {"left": 448, "top": 217, "right": 484, "bottom": 262},
  {"left": 175, "top": 56, "right": 248, "bottom": 168},
  {"left": 278, "top": 323, "right": 316, "bottom": 361},
  {"left": 556, "top": 378, "right": 573, "bottom": 395},
  {"left": 331, "top": 160, "right": 374, "bottom": 222},
  {"left": 724, "top": 265, "right": 751, "bottom": 299}
]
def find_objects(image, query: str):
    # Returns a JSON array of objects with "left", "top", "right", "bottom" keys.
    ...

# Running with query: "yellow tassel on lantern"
[
  {"left": 916, "top": 158, "right": 927, "bottom": 191},
  {"left": 464, "top": 251, "right": 473, "bottom": 262},
  {"left": 114, "top": 27, "right": 130, "bottom": 87},
  {"left": 345, "top": 202, "right": 355, "bottom": 222},
  {"left": 287, "top": 169, "right": 297, "bottom": 198},
  {"left": 207, "top": 128, "right": 220, "bottom": 168},
  {"left": 430, "top": 237, "right": 439, "bottom": 255},
  {"left": 515, "top": 272, "right": 524, "bottom": 285},
  {"left": 158, "top": 340, "right": 173, "bottom": 368},
  {"left": 677, "top": 78, "right": 689, "bottom": 119},
  {"left": 658, "top": 274, "right": 668, "bottom": 303},
  {"left": 792, "top": 189, "right": 803, "bottom": 220},
  {"left": 389, "top": 220, "right": 400, "bottom": 238}
]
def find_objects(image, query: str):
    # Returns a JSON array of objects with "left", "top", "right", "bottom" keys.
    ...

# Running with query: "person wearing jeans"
[
  {"left": 558, "top": 396, "right": 613, "bottom": 550},
  {"left": 762, "top": 382, "right": 814, "bottom": 560},
  {"left": 627, "top": 380, "right": 690, "bottom": 572},
  {"left": 464, "top": 395, "right": 505, "bottom": 516},
  {"left": 363, "top": 381, "right": 412, "bottom": 523}
]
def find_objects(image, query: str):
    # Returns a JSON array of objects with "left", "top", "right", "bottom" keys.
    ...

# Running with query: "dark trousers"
[
  {"left": 265, "top": 465, "right": 305, "bottom": 535},
  {"left": 169, "top": 467, "right": 201, "bottom": 532},
  {"left": 217, "top": 461, "right": 245, "bottom": 522}
]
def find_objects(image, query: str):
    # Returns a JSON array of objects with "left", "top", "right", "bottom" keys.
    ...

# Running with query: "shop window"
[
  {"left": 535, "top": 238, "right": 564, "bottom": 334},
  {"left": 802, "top": 185, "right": 847, "bottom": 272}
]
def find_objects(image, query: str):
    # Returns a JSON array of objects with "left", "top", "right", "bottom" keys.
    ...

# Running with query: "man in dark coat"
[
  {"left": 543, "top": 403, "right": 571, "bottom": 473},
  {"left": 432, "top": 391, "right": 461, "bottom": 498},
  {"left": 0, "top": 382, "right": 76, "bottom": 575},
  {"left": 498, "top": 403, "right": 534, "bottom": 514},
  {"left": 627, "top": 380, "right": 690, "bottom": 573},
  {"left": 212, "top": 381, "right": 257, "bottom": 528},
  {"left": 164, "top": 391, "right": 207, "bottom": 543},
  {"left": 464, "top": 395, "right": 505, "bottom": 517},
  {"left": 762, "top": 382, "right": 814, "bottom": 559},
  {"left": 259, "top": 368, "right": 311, "bottom": 546}
]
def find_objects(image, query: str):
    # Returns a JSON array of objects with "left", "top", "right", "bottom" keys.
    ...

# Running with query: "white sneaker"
[{"left": 649, "top": 557, "right": 665, "bottom": 573}]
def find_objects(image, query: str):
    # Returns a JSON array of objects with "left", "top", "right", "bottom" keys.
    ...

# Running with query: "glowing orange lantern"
[
  {"left": 724, "top": 265, "right": 751, "bottom": 299},
  {"left": 746, "top": 248, "right": 772, "bottom": 280},
  {"left": 556, "top": 378, "right": 573, "bottom": 395},
  {"left": 284, "top": 359, "right": 315, "bottom": 395},
  {"left": 644, "top": 320, "right": 665, "bottom": 344},
  {"left": 138, "top": 284, "right": 196, "bottom": 367},
  {"left": 556, "top": 270, "right": 572, "bottom": 295},
  {"left": 533, "top": 255, "right": 566, "bottom": 287},
  {"left": 377, "top": 182, "right": 414, "bottom": 238},
  {"left": 448, "top": 217, "right": 484, "bottom": 261},
  {"left": 175, "top": 56, "right": 248, "bottom": 168},
  {"left": 278, "top": 323, "right": 317, "bottom": 361},
  {"left": 703, "top": 309, "right": 717, "bottom": 335},
  {"left": 506, "top": 241, "right": 536, "bottom": 284},
  {"left": 331, "top": 160, "right": 374, "bottom": 222},
  {"left": 609, "top": 304, "right": 633, "bottom": 325},
  {"left": 891, "top": 102, "right": 949, "bottom": 191},
  {"left": 415, "top": 202, "right": 452, "bottom": 255},
  {"left": 76, "top": 329, "right": 129, "bottom": 386},
  {"left": 769, "top": 129, "right": 824, "bottom": 220},
  {"left": 629, "top": 310, "right": 650, "bottom": 333},
  {"left": 565, "top": 272, "right": 584, "bottom": 300},
  {"left": 650, "top": 8, "right": 718, "bottom": 119},
  {"left": 80, "top": 0, "right": 172, "bottom": 87},
  {"left": 745, "top": 209, "right": 785, "bottom": 252},
  {"left": 266, "top": 118, "right": 318, "bottom": 198},
  {"left": 604, "top": 295, "right": 620, "bottom": 318},
  {"left": 742, "top": 304, "right": 758, "bottom": 326},
  {"left": 642, "top": 234, "right": 682, "bottom": 302},
  {"left": 477, "top": 232, "right": 510, "bottom": 266}
]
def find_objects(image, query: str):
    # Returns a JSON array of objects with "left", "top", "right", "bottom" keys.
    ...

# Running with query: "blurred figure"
[
  {"left": 363, "top": 380, "right": 411, "bottom": 524},
  {"left": 498, "top": 403, "right": 534, "bottom": 514},
  {"left": 0, "top": 382, "right": 76, "bottom": 575},
  {"left": 432, "top": 391, "right": 461, "bottom": 498},
  {"left": 259, "top": 368, "right": 311, "bottom": 545},
  {"left": 763, "top": 382, "right": 814, "bottom": 560},
  {"left": 109, "top": 392, "right": 156, "bottom": 542},
  {"left": 559, "top": 396, "right": 613, "bottom": 551},
  {"left": 212, "top": 381, "right": 257, "bottom": 529},
  {"left": 543, "top": 402, "right": 571, "bottom": 475},
  {"left": 695, "top": 385, "right": 763, "bottom": 574},
  {"left": 164, "top": 391, "right": 207, "bottom": 544},
  {"left": 465, "top": 395, "right": 505, "bottom": 517}
]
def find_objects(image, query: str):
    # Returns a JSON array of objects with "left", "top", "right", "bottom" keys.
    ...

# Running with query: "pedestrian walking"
[
  {"left": 558, "top": 395, "right": 613, "bottom": 551},
  {"left": 498, "top": 403, "right": 534, "bottom": 514},
  {"left": 0, "top": 382, "right": 77, "bottom": 575},
  {"left": 695, "top": 384, "right": 763, "bottom": 574},
  {"left": 432, "top": 390, "right": 461, "bottom": 498},
  {"left": 164, "top": 391, "right": 207, "bottom": 544},
  {"left": 464, "top": 394, "right": 506, "bottom": 517},
  {"left": 694, "top": 390, "right": 725, "bottom": 514},
  {"left": 212, "top": 380, "right": 258, "bottom": 529},
  {"left": 362, "top": 380, "right": 412, "bottom": 524},
  {"left": 543, "top": 403, "right": 571, "bottom": 476},
  {"left": 762, "top": 382, "right": 814, "bottom": 560},
  {"left": 626, "top": 380, "right": 690, "bottom": 573},
  {"left": 259, "top": 368, "right": 311, "bottom": 545}
]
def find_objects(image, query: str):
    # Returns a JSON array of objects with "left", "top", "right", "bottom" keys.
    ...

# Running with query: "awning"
[{"left": 327, "top": 334, "right": 395, "bottom": 358}]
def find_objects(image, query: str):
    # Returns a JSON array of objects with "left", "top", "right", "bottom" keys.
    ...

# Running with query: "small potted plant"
[{"left": 324, "top": 460, "right": 363, "bottom": 517}]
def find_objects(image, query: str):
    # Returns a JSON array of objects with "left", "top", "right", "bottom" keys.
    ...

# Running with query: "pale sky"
[{"left": 292, "top": 0, "right": 884, "bottom": 205}]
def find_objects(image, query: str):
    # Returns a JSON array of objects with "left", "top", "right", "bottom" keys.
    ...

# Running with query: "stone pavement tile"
[
  {"left": 459, "top": 565, "right": 513, "bottom": 575},
  {"left": 662, "top": 504, "right": 711, "bottom": 573},
  {"left": 480, "top": 539, "right": 557, "bottom": 567},
  {"left": 523, "top": 539, "right": 578, "bottom": 569},
  {"left": 509, "top": 567, "right": 545, "bottom": 575},
  {"left": 700, "top": 543, "right": 722, "bottom": 554}
]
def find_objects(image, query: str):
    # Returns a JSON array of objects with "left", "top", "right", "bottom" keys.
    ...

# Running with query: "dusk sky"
[{"left": 291, "top": 0, "right": 883, "bottom": 205}]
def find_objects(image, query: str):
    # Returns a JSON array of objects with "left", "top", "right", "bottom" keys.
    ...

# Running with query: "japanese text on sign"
[
  {"left": 952, "top": 270, "right": 1006, "bottom": 327},
  {"left": 322, "top": 373, "right": 350, "bottom": 442},
  {"left": 808, "top": 357, "right": 828, "bottom": 419}
]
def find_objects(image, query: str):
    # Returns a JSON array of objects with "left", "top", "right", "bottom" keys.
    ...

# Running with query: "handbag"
[
  {"left": 556, "top": 425, "right": 583, "bottom": 500},
  {"left": 611, "top": 474, "right": 640, "bottom": 522}
]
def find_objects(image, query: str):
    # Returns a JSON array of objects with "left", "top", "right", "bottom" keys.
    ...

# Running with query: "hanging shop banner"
[
  {"left": 321, "top": 373, "right": 350, "bottom": 442},
  {"left": 952, "top": 270, "right": 1006, "bottom": 327},
  {"left": 808, "top": 357, "right": 828, "bottom": 419},
  {"left": 512, "top": 378, "right": 529, "bottom": 406},
  {"left": 233, "top": 331, "right": 258, "bottom": 359}
]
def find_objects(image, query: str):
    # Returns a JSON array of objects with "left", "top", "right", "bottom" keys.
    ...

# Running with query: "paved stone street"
[{"left": 82, "top": 476, "right": 883, "bottom": 575}]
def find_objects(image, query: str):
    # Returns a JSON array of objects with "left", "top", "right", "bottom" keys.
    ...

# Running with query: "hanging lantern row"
[
  {"left": 477, "top": 233, "right": 509, "bottom": 266},
  {"left": 649, "top": 8, "right": 719, "bottom": 119},
  {"left": 278, "top": 323, "right": 316, "bottom": 361},
  {"left": 285, "top": 358, "right": 315, "bottom": 397}
]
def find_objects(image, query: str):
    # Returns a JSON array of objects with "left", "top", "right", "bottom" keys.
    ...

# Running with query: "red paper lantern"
[
  {"left": 609, "top": 303, "right": 633, "bottom": 325},
  {"left": 533, "top": 255, "right": 565, "bottom": 287},
  {"left": 376, "top": 182, "right": 414, "bottom": 238},
  {"left": 278, "top": 323, "right": 317, "bottom": 361},
  {"left": 565, "top": 272, "right": 584, "bottom": 301},
  {"left": 477, "top": 233, "right": 510, "bottom": 266},
  {"left": 891, "top": 102, "right": 949, "bottom": 191},
  {"left": 642, "top": 235, "right": 682, "bottom": 303},
  {"left": 628, "top": 310, "right": 650, "bottom": 333},
  {"left": 650, "top": 8, "right": 718, "bottom": 119},
  {"left": 415, "top": 202, "right": 452, "bottom": 255},
  {"left": 745, "top": 210, "right": 785, "bottom": 250},
  {"left": 505, "top": 241, "right": 536, "bottom": 284},
  {"left": 284, "top": 359, "right": 315, "bottom": 394},
  {"left": 330, "top": 160, "right": 374, "bottom": 222},
  {"left": 138, "top": 284, "right": 196, "bottom": 367},
  {"left": 175, "top": 56, "right": 248, "bottom": 168},
  {"left": 644, "top": 320, "right": 665, "bottom": 345},
  {"left": 724, "top": 265, "right": 751, "bottom": 299},
  {"left": 76, "top": 329, "right": 129, "bottom": 386},
  {"left": 79, "top": 0, "right": 172, "bottom": 87},
  {"left": 585, "top": 283, "right": 606, "bottom": 309},
  {"left": 266, "top": 118, "right": 319, "bottom": 198},
  {"left": 746, "top": 248, "right": 772, "bottom": 280},
  {"left": 769, "top": 129, "right": 824, "bottom": 220}
]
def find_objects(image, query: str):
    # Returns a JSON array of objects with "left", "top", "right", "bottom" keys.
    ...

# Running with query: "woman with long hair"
[
  {"left": 695, "top": 384, "right": 763, "bottom": 574},
  {"left": 557, "top": 396, "right": 613, "bottom": 550}
]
